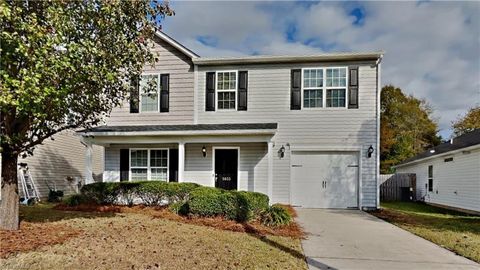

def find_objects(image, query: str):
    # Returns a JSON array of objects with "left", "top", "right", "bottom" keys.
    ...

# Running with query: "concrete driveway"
[{"left": 296, "top": 209, "right": 479, "bottom": 270}]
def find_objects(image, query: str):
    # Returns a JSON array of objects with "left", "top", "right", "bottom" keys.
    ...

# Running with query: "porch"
[{"left": 79, "top": 123, "right": 277, "bottom": 198}]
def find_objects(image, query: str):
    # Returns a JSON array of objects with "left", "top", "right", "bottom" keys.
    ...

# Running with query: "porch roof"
[{"left": 78, "top": 123, "right": 278, "bottom": 136}]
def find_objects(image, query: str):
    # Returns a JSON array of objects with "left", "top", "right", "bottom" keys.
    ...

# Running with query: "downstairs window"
[{"left": 130, "top": 149, "right": 169, "bottom": 181}]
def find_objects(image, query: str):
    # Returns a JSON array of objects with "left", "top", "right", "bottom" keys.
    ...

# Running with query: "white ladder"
[{"left": 18, "top": 163, "right": 40, "bottom": 204}]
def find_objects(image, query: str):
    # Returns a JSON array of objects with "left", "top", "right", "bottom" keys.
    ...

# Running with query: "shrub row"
[
  {"left": 76, "top": 181, "right": 291, "bottom": 226},
  {"left": 80, "top": 181, "right": 199, "bottom": 206}
]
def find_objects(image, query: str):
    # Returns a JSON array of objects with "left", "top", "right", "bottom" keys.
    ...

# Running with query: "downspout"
[
  {"left": 376, "top": 54, "right": 383, "bottom": 209},
  {"left": 193, "top": 64, "right": 198, "bottom": 125}
]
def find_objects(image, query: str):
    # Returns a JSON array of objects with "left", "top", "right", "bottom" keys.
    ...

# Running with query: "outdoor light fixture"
[
  {"left": 202, "top": 145, "right": 207, "bottom": 157},
  {"left": 279, "top": 145, "right": 286, "bottom": 158},
  {"left": 367, "top": 145, "right": 374, "bottom": 158}
]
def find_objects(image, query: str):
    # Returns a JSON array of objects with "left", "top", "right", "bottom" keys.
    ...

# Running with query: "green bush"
[
  {"left": 63, "top": 194, "right": 85, "bottom": 206},
  {"left": 165, "top": 182, "right": 200, "bottom": 202},
  {"left": 260, "top": 204, "right": 292, "bottom": 227},
  {"left": 188, "top": 187, "right": 238, "bottom": 220},
  {"left": 169, "top": 201, "right": 189, "bottom": 215},
  {"left": 236, "top": 191, "right": 269, "bottom": 222},
  {"left": 136, "top": 181, "right": 170, "bottom": 206},
  {"left": 81, "top": 182, "right": 120, "bottom": 204},
  {"left": 117, "top": 181, "right": 144, "bottom": 206},
  {"left": 47, "top": 189, "right": 64, "bottom": 202}
]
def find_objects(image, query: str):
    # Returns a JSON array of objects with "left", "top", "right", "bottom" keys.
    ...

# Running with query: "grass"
[
  {"left": 372, "top": 202, "right": 480, "bottom": 263},
  {"left": 2, "top": 203, "right": 307, "bottom": 269}
]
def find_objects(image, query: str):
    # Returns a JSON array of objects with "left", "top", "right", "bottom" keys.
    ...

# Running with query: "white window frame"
[
  {"left": 215, "top": 70, "right": 238, "bottom": 111},
  {"left": 139, "top": 73, "right": 160, "bottom": 113},
  {"left": 129, "top": 148, "right": 169, "bottom": 181},
  {"left": 301, "top": 67, "right": 348, "bottom": 109}
]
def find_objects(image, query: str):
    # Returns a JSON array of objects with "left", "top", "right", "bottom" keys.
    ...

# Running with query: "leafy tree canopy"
[
  {"left": 0, "top": 0, "right": 173, "bottom": 230},
  {"left": 380, "top": 85, "right": 441, "bottom": 173},
  {"left": 452, "top": 106, "right": 480, "bottom": 137}
]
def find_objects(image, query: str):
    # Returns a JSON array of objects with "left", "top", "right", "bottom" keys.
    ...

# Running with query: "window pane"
[
  {"left": 217, "top": 72, "right": 236, "bottom": 91},
  {"left": 151, "top": 168, "right": 167, "bottom": 181},
  {"left": 303, "top": 69, "right": 323, "bottom": 88},
  {"left": 140, "top": 75, "right": 159, "bottom": 112},
  {"left": 131, "top": 150, "right": 148, "bottom": 167},
  {"left": 151, "top": 150, "right": 168, "bottom": 167},
  {"left": 304, "top": 89, "right": 323, "bottom": 108},
  {"left": 141, "top": 93, "right": 158, "bottom": 112},
  {"left": 131, "top": 168, "right": 147, "bottom": 181},
  {"left": 326, "top": 89, "right": 346, "bottom": 107},
  {"left": 218, "top": 91, "right": 236, "bottom": 109},
  {"left": 326, "top": 68, "right": 347, "bottom": 87}
]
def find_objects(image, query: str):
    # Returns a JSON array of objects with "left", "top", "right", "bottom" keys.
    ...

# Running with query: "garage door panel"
[{"left": 291, "top": 152, "right": 358, "bottom": 208}]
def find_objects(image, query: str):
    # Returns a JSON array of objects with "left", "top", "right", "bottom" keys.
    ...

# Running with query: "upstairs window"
[
  {"left": 302, "top": 67, "right": 347, "bottom": 108},
  {"left": 303, "top": 69, "right": 323, "bottom": 108},
  {"left": 326, "top": 68, "right": 347, "bottom": 107},
  {"left": 140, "top": 74, "right": 159, "bottom": 112},
  {"left": 428, "top": 165, "right": 433, "bottom": 192},
  {"left": 216, "top": 71, "right": 237, "bottom": 110}
]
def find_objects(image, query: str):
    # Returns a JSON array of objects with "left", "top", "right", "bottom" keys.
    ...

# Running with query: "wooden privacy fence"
[{"left": 380, "top": 173, "right": 416, "bottom": 202}]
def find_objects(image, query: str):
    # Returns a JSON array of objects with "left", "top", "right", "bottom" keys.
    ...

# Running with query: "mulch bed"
[
  {"left": 0, "top": 222, "right": 82, "bottom": 258},
  {"left": 369, "top": 208, "right": 420, "bottom": 225},
  {"left": 54, "top": 203, "right": 305, "bottom": 238}
]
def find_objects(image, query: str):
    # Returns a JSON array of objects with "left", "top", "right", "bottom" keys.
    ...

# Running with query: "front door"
[{"left": 214, "top": 149, "right": 238, "bottom": 190}]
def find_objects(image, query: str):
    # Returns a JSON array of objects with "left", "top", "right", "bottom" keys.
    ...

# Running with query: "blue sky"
[{"left": 162, "top": 1, "right": 480, "bottom": 138}]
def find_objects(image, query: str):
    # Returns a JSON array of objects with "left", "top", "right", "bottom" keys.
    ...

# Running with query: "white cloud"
[{"left": 162, "top": 1, "right": 480, "bottom": 138}]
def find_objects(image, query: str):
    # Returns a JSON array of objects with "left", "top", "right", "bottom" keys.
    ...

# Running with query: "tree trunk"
[{"left": 0, "top": 151, "right": 19, "bottom": 230}]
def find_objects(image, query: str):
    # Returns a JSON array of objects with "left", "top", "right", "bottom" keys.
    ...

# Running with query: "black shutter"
[
  {"left": 348, "top": 66, "right": 359, "bottom": 109},
  {"left": 205, "top": 72, "right": 216, "bottom": 111},
  {"left": 169, "top": 149, "right": 179, "bottom": 182},
  {"left": 238, "top": 71, "right": 248, "bottom": 111},
  {"left": 291, "top": 69, "right": 301, "bottom": 110},
  {"left": 160, "top": 74, "right": 169, "bottom": 112},
  {"left": 120, "top": 149, "right": 129, "bottom": 182},
  {"left": 130, "top": 77, "right": 139, "bottom": 113}
]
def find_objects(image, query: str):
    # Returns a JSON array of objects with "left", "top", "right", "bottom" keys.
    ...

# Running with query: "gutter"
[{"left": 78, "top": 129, "right": 278, "bottom": 137}]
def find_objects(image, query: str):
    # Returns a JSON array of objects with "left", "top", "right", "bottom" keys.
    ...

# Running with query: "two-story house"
[{"left": 79, "top": 31, "right": 383, "bottom": 209}]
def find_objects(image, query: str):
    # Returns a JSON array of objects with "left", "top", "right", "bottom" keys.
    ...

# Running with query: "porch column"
[
  {"left": 178, "top": 142, "right": 185, "bottom": 182},
  {"left": 267, "top": 141, "right": 273, "bottom": 204},
  {"left": 84, "top": 140, "right": 94, "bottom": 185}
]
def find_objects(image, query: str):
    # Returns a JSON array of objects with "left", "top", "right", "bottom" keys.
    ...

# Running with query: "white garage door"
[{"left": 291, "top": 151, "right": 359, "bottom": 208}]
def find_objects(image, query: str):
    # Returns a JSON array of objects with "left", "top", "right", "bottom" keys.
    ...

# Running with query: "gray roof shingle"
[
  {"left": 79, "top": 123, "right": 277, "bottom": 133},
  {"left": 397, "top": 129, "right": 480, "bottom": 166}
]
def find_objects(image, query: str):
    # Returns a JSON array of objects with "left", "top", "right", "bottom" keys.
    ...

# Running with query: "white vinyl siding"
[
  {"left": 106, "top": 36, "right": 194, "bottom": 125},
  {"left": 197, "top": 63, "right": 378, "bottom": 206},
  {"left": 17, "top": 130, "right": 104, "bottom": 198},
  {"left": 396, "top": 148, "right": 480, "bottom": 213}
]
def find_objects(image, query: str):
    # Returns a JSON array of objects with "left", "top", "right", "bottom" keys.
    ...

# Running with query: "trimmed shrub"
[
  {"left": 188, "top": 187, "right": 238, "bottom": 220},
  {"left": 80, "top": 182, "right": 120, "bottom": 204},
  {"left": 63, "top": 194, "right": 86, "bottom": 207},
  {"left": 117, "top": 181, "right": 144, "bottom": 206},
  {"left": 136, "top": 181, "right": 170, "bottom": 206},
  {"left": 169, "top": 201, "right": 189, "bottom": 215},
  {"left": 48, "top": 189, "right": 64, "bottom": 202},
  {"left": 236, "top": 191, "right": 269, "bottom": 222},
  {"left": 165, "top": 182, "right": 200, "bottom": 202},
  {"left": 260, "top": 204, "right": 292, "bottom": 227}
]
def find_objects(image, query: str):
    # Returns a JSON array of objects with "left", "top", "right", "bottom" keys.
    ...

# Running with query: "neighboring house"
[
  {"left": 395, "top": 129, "right": 480, "bottom": 214},
  {"left": 79, "top": 31, "right": 383, "bottom": 209},
  {"left": 1, "top": 130, "right": 104, "bottom": 199}
]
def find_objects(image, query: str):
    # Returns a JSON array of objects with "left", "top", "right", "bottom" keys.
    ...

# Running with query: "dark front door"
[{"left": 215, "top": 149, "right": 238, "bottom": 190}]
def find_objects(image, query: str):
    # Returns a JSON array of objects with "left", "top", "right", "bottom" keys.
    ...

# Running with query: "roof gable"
[{"left": 154, "top": 31, "right": 199, "bottom": 59}]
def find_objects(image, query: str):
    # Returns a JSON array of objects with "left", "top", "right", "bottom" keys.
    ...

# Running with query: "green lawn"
[
  {"left": 2, "top": 204, "right": 307, "bottom": 269},
  {"left": 373, "top": 202, "right": 480, "bottom": 263}
]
